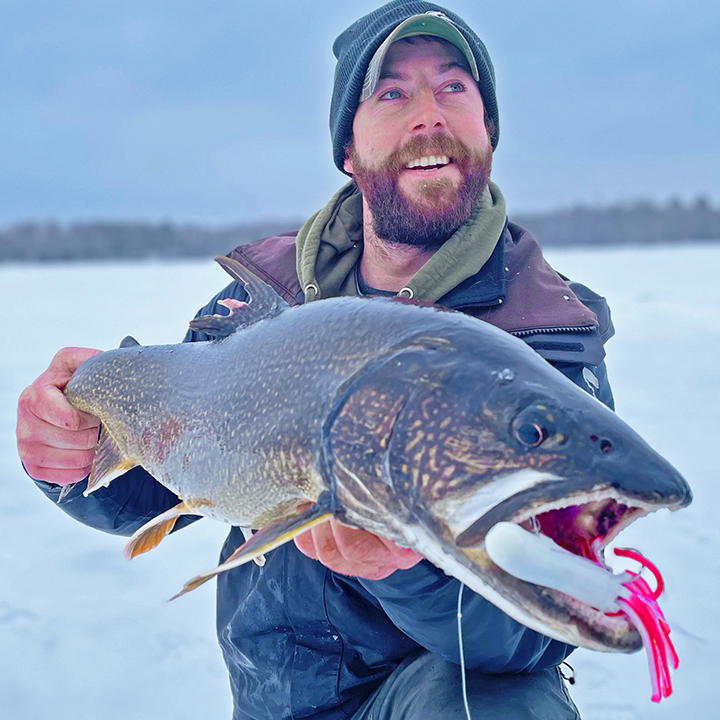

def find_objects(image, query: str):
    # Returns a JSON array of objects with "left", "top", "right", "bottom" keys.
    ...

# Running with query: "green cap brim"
[{"left": 360, "top": 13, "right": 480, "bottom": 102}]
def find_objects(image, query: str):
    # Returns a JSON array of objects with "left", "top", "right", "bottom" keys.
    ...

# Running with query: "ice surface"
[
  {"left": 0, "top": 259, "right": 233, "bottom": 719},
  {"left": 1, "top": 245, "right": 718, "bottom": 719}
]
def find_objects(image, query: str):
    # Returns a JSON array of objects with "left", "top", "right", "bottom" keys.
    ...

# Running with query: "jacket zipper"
[{"left": 511, "top": 325, "right": 596, "bottom": 338}]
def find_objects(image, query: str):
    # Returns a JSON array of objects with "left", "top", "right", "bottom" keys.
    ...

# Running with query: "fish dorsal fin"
[
  {"left": 119, "top": 335, "right": 141, "bottom": 348},
  {"left": 168, "top": 493, "right": 335, "bottom": 600},
  {"left": 188, "top": 256, "right": 290, "bottom": 339},
  {"left": 84, "top": 425, "right": 139, "bottom": 495}
]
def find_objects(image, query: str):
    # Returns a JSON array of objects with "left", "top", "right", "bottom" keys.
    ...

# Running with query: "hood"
[{"left": 295, "top": 180, "right": 507, "bottom": 304}]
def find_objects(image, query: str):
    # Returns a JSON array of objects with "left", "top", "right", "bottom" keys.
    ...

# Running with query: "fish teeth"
[{"left": 406, "top": 155, "right": 450, "bottom": 169}]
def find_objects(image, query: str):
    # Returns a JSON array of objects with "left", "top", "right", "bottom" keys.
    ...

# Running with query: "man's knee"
[{"left": 355, "top": 652, "right": 581, "bottom": 720}]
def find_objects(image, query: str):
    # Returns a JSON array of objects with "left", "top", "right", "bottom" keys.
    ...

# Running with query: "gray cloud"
[{"left": 1, "top": 0, "right": 718, "bottom": 224}]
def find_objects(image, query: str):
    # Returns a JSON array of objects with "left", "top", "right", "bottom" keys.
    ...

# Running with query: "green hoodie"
[{"left": 295, "top": 180, "right": 507, "bottom": 304}]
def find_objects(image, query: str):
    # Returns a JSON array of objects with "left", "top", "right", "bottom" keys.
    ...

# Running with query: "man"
[{"left": 16, "top": 2, "right": 614, "bottom": 718}]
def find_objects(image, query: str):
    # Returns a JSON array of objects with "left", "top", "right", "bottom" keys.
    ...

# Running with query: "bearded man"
[{"left": 17, "top": 2, "right": 614, "bottom": 718}]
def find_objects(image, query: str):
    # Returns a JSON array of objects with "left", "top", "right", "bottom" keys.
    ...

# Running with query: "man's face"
[{"left": 344, "top": 37, "right": 492, "bottom": 250}]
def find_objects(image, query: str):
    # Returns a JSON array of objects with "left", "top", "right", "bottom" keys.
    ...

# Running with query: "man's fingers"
[
  {"left": 330, "top": 521, "right": 389, "bottom": 565},
  {"left": 374, "top": 535, "right": 424, "bottom": 568},
  {"left": 17, "top": 347, "right": 101, "bottom": 433},
  {"left": 46, "top": 347, "right": 102, "bottom": 388},
  {"left": 312, "top": 521, "right": 400, "bottom": 579},
  {"left": 22, "top": 442, "right": 95, "bottom": 472},
  {"left": 23, "top": 462, "right": 91, "bottom": 485},
  {"left": 293, "top": 515, "right": 423, "bottom": 579},
  {"left": 308, "top": 522, "right": 348, "bottom": 569},
  {"left": 293, "top": 528, "right": 320, "bottom": 561},
  {"left": 16, "top": 413, "right": 98, "bottom": 450},
  {"left": 22, "top": 383, "right": 100, "bottom": 432},
  {"left": 16, "top": 347, "right": 102, "bottom": 484}
]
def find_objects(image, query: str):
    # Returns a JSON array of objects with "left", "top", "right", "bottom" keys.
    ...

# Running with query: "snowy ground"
[{"left": 1, "top": 245, "right": 717, "bottom": 719}]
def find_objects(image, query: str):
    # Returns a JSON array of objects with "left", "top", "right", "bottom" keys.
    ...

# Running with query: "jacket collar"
[
  {"left": 438, "top": 219, "right": 507, "bottom": 310},
  {"left": 294, "top": 180, "right": 507, "bottom": 304}
]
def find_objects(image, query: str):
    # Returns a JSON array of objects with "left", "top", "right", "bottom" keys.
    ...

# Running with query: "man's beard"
[{"left": 350, "top": 133, "right": 492, "bottom": 252}]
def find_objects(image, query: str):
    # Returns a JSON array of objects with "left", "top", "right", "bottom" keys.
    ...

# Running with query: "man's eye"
[
  {"left": 442, "top": 82, "right": 465, "bottom": 93},
  {"left": 379, "top": 89, "right": 402, "bottom": 100}
]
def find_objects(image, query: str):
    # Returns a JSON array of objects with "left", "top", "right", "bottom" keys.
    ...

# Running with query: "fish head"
[
  {"left": 329, "top": 328, "right": 691, "bottom": 653},
  {"left": 395, "top": 349, "right": 692, "bottom": 652}
]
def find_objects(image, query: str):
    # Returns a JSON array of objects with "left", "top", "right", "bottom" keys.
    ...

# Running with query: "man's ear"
[{"left": 343, "top": 140, "right": 354, "bottom": 174}]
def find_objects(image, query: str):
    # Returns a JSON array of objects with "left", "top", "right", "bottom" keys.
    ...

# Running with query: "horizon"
[{"left": 2, "top": 193, "right": 717, "bottom": 232}]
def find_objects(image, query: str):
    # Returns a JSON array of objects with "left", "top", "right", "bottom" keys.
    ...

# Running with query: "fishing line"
[{"left": 457, "top": 582, "right": 473, "bottom": 720}]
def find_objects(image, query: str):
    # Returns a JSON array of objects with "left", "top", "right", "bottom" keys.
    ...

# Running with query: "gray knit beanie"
[{"left": 330, "top": 0, "right": 499, "bottom": 175}]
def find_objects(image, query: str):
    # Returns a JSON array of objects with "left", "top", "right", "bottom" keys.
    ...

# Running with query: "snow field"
[{"left": 1, "top": 245, "right": 717, "bottom": 719}]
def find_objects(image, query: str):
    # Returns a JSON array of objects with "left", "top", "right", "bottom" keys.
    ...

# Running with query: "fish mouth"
[
  {"left": 426, "top": 476, "right": 690, "bottom": 653},
  {"left": 492, "top": 489, "right": 648, "bottom": 651},
  {"left": 511, "top": 491, "right": 649, "bottom": 562}
]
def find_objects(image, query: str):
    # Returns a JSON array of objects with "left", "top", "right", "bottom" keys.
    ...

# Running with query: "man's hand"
[
  {"left": 293, "top": 510, "right": 423, "bottom": 580},
  {"left": 16, "top": 347, "right": 102, "bottom": 484}
]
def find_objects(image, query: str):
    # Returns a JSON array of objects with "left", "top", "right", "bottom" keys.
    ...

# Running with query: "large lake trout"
[{"left": 64, "top": 257, "right": 691, "bottom": 700}]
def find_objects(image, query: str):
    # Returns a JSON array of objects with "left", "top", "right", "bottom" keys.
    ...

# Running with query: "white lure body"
[{"left": 485, "top": 522, "right": 630, "bottom": 612}]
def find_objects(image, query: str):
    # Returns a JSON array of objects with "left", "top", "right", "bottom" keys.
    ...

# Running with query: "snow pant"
[{"left": 350, "top": 651, "right": 581, "bottom": 720}]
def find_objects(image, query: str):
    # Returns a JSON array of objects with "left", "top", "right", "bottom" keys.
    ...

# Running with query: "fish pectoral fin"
[
  {"left": 84, "top": 425, "right": 138, "bottom": 496},
  {"left": 168, "top": 495, "right": 335, "bottom": 600},
  {"left": 124, "top": 501, "right": 197, "bottom": 559}
]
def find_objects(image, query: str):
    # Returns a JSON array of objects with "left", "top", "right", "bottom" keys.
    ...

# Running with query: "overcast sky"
[{"left": 1, "top": 0, "right": 718, "bottom": 225}]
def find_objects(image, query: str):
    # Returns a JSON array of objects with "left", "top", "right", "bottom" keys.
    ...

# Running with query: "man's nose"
[{"left": 407, "top": 89, "right": 446, "bottom": 133}]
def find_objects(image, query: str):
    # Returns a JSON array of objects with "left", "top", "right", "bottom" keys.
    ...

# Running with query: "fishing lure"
[{"left": 485, "top": 522, "right": 678, "bottom": 702}]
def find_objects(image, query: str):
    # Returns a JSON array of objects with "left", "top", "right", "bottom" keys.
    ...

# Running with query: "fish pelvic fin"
[
  {"left": 124, "top": 500, "right": 198, "bottom": 559},
  {"left": 84, "top": 425, "right": 138, "bottom": 496},
  {"left": 57, "top": 482, "right": 79, "bottom": 503},
  {"left": 188, "top": 256, "right": 289, "bottom": 338},
  {"left": 169, "top": 494, "right": 335, "bottom": 601}
]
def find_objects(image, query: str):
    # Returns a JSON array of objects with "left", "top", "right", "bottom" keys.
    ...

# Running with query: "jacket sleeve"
[
  {"left": 358, "top": 561, "right": 573, "bottom": 673},
  {"left": 32, "top": 280, "right": 248, "bottom": 534},
  {"left": 33, "top": 468, "right": 199, "bottom": 537}
]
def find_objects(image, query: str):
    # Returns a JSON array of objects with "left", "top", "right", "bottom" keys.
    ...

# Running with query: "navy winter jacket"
[{"left": 36, "top": 222, "right": 614, "bottom": 720}]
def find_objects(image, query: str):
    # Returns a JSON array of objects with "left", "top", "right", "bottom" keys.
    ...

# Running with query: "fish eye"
[
  {"left": 516, "top": 422, "right": 548, "bottom": 447},
  {"left": 511, "top": 406, "right": 555, "bottom": 448}
]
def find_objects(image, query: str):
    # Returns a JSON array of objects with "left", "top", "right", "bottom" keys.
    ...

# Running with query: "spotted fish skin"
[
  {"left": 64, "top": 258, "right": 691, "bottom": 653},
  {"left": 66, "top": 297, "right": 493, "bottom": 527}
]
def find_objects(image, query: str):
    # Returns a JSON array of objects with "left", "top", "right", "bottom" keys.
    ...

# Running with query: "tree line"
[
  {"left": 1, "top": 197, "right": 718, "bottom": 263},
  {"left": 514, "top": 196, "right": 719, "bottom": 247},
  {"left": 0, "top": 220, "right": 302, "bottom": 263}
]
